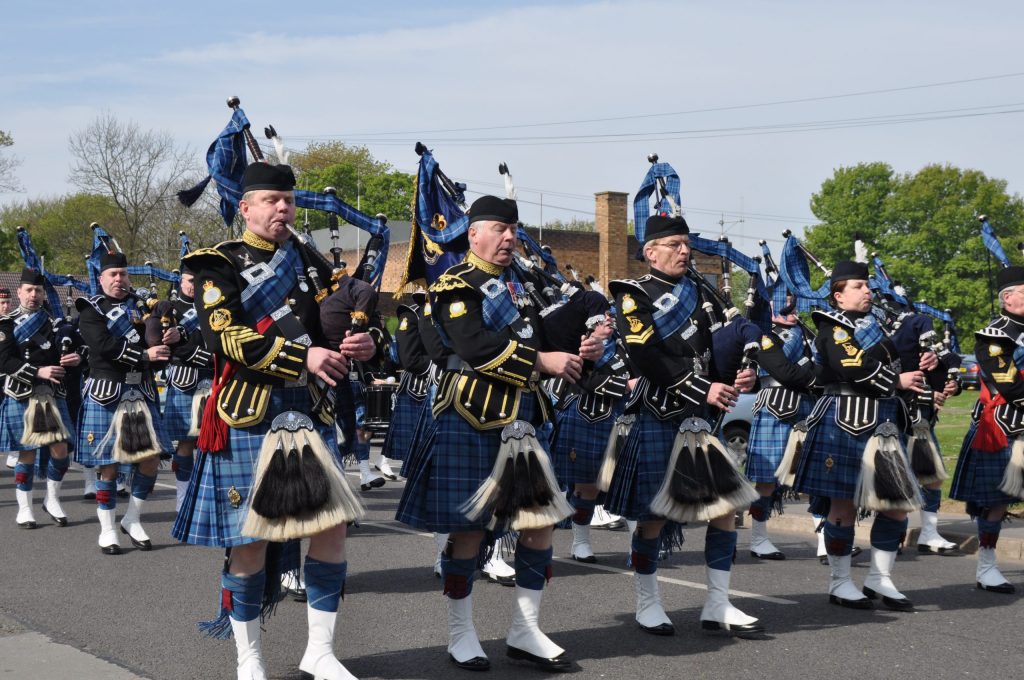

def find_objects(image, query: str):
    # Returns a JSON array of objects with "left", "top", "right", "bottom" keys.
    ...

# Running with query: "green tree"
[
  {"left": 0, "top": 129, "right": 22, "bottom": 193},
  {"left": 805, "top": 162, "right": 1024, "bottom": 350}
]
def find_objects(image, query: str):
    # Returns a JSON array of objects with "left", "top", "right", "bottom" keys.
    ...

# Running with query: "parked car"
[{"left": 959, "top": 354, "right": 980, "bottom": 390}]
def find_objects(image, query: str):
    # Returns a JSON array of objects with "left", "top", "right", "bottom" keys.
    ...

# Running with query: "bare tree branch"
[{"left": 0, "top": 129, "right": 23, "bottom": 193}]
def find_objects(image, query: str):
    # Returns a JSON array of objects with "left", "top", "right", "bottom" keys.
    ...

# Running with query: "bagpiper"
[
  {"left": 396, "top": 195, "right": 585, "bottom": 672},
  {"left": 75, "top": 251, "right": 174, "bottom": 554},
  {"left": 792, "top": 261, "right": 926, "bottom": 611},
  {"left": 603, "top": 214, "right": 763, "bottom": 637},
  {"left": 0, "top": 268, "right": 82, "bottom": 528},
  {"left": 949, "top": 265, "right": 1024, "bottom": 594},
  {"left": 172, "top": 162, "right": 370, "bottom": 680}
]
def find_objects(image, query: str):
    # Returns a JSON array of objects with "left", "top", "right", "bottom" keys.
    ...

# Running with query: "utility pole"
[{"left": 540, "top": 192, "right": 544, "bottom": 242}]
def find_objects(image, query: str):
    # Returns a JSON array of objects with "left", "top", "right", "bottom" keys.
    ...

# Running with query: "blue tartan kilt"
[
  {"left": 0, "top": 394, "right": 75, "bottom": 452},
  {"left": 74, "top": 389, "right": 172, "bottom": 467},
  {"left": 394, "top": 393, "right": 545, "bottom": 533},
  {"left": 746, "top": 400, "right": 813, "bottom": 484},
  {"left": 603, "top": 410, "right": 680, "bottom": 522},
  {"left": 163, "top": 383, "right": 198, "bottom": 444},
  {"left": 551, "top": 397, "right": 624, "bottom": 485},
  {"left": 171, "top": 386, "right": 340, "bottom": 548},
  {"left": 792, "top": 396, "right": 902, "bottom": 500},
  {"left": 949, "top": 421, "right": 1018, "bottom": 508},
  {"left": 380, "top": 390, "right": 426, "bottom": 462}
]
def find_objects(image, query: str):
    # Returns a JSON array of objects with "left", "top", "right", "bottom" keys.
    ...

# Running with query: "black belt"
[{"left": 822, "top": 384, "right": 866, "bottom": 397}]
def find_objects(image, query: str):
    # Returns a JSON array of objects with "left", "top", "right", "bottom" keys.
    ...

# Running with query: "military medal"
[
  {"left": 298, "top": 275, "right": 309, "bottom": 292},
  {"left": 825, "top": 455, "right": 834, "bottom": 472}
]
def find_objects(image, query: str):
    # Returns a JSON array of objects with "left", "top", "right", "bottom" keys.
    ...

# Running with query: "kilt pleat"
[
  {"left": 380, "top": 390, "right": 425, "bottom": 462},
  {"left": 792, "top": 395, "right": 902, "bottom": 500},
  {"left": 394, "top": 394, "right": 543, "bottom": 533},
  {"left": 745, "top": 400, "right": 813, "bottom": 484},
  {"left": 602, "top": 410, "right": 678, "bottom": 522},
  {"left": 551, "top": 398, "right": 624, "bottom": 485},
  {"left": 162, "top": 383, "right": 199, "bottom": 444},
  {"left": 74, "top": 389, "right": 172, "bottom": 467},
  {"left": 171, "top": 387, "right": 341, "bottom": 548},
  {"left": 0, "top": 394, "right": 75, "bottom": 452},
  {"left": 949, "top": 421, "right": 1018, "bottom": 508}
]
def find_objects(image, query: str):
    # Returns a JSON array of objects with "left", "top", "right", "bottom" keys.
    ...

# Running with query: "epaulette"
[
  {"left": 430, "top": 273, "right": 473, "bottom": 294},
  {"left": 183, "top": 247, "right": 232, "bottom": 268},
  {"left": 608, "top": 278, "right": 647, "bottom": 299},
  {"left": 75, "top": 295, "right": 105, "bottom": 315},
  {"left": 976, "top": 325, "right": 1012, "bottom": 342},
  {"left": 395, "top": 303, "right": 420, "bottom": 319},
  {"left": 811, "top": 309, "right": 856, "bottom": 331}
]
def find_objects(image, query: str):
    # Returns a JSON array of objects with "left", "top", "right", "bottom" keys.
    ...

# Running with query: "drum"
[{"left": 364, "top": 383, "right": 398, "bottom": 431}]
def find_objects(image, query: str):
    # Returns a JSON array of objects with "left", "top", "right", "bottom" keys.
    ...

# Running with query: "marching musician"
[
  {"left": 74, "top": 251, "right": 174, "bottom": 555},
  {"left": 173, "top": 162, "right": 372, "bottom": 680},
  {"left": 548, "top": 292, "right": 630, "bottom": 564},
  {"left": 0, "top": 269, "right": 81, "bottom": 529},
  {"left": 792, "top": 261, "right": 926, "bottom": 611},
  {"left": 395, "top": 195, "right": 586, "bottom": 672},
  {"left": 604, "top": 215, "right": 763, "bottom": 638},
  {"left": 888, "top": 302, "right": 962, "bottom": 554},
  {"left": 744, "top": 291, "right": 818, "bottom": 560},
  {"left": 0, "top": 288, "right": 15, "bottom": 472},
  {"left": 161, "top": 264, "right": 214, "bottom": 512},
  {"left": 380, "top": 291, "right": 434, "bottom": 479},
  {"left": 949, "top": 265, "right": 1024, "bottom": 594}
]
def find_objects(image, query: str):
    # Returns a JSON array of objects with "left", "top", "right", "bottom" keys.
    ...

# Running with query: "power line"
[{"left": 287, "top": 71, "right": 1024, "bottom": 137}]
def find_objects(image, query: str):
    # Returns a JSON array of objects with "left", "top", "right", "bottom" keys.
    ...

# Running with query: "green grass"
[{"left": 933, "top": 389, "right": 977, "bottom": 501}]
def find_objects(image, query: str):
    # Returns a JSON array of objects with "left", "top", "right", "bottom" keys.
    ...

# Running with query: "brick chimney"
[{"left": 595, "top": 191, "right": 629, "bottom": 285}]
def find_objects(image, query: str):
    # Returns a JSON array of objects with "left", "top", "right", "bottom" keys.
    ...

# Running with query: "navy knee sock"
[
  {"left": 46, "top": 455, "right": 70, "bottom": 482},
  {"left": 571, "top": 494, "right": 596, "bottom": 526},
  {"left": 223, "top": 571, "right": 266, "bottom": 622},
  {"left": 631, "top": 532, "right": 660, "bottom": 575},
  {"left": 14, "top": 462, "right": 33, "bottom": 492},
  {"left": 870, "top": 514, "right": 908, "bottom": 552},
  {"left": 921, "top": 487, "right": 941, "bottom": 513},
  {"left": 304, "top": 557, "right": 347, "bottom": 612},
  {"left": 824, "top": 521, "right": 854, "bottom": 556},
  {"left": 749, "top": 495, "right": 774, "bottom": 522},
  {"left": 96, "top": 479, "right": 116, "bottom": 510},
  {"left": 441, "top": 554, "right": 477, "bottom": 600},
  {"left": 514, "top": 543, "right": 553, "bottom": 591},
  {"left": 705, "top": 525, "right": 737, "bottom": 572},
  {"left": 978, "top": 517, "right": 1002, "bottom": 549},
  {"left": 172, "top": 454, "right": 194, "bottom": 483},
  {"left": 131, "top": 471, "right": 157, "bottom": 500}
]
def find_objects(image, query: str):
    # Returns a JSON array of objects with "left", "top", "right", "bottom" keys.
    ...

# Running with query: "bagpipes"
[{"left": 15, "top": 226, "right": 89, "bottom": 320}]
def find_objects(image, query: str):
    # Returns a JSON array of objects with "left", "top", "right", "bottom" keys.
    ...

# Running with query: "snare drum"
[{"left": 363, "top": 383, "right": 399, "bottom": 430}]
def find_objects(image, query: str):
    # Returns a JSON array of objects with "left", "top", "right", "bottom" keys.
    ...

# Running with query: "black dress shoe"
[
  {"left": 750, "top": 550, "right": 786, "bottom": 561},
  {"left": 602, "top": 518, "right": 626, "bottom": 531},
  {"left": 17, "top": 520, "right": 36, "bottom": 530},
  {"left": 506, "top": 646, "right": 572, "bottom": 672},
  {"left": 100, "top": 544, "right": 122, "bottom": 555},
  {"left": 120, "top": 526, "right": 152, "bottom": 550},
  {"left": 116, "top": 488, "right": 129, "bottom": 498},
  {"left": 482, "top": 571, "right": 516, "bottom": 587},
  {"left": 700, "top": 620, "right": 765, "bottom": 639},
  {"left": 83, "top": 492, "right": 96, "bottom": 500},
  {"left": 829, "top": 594, "right": 874, "bottom": 610},
  {"left": 861, "top": 586, "right": 913, "bottom": 611},
  {"left": 570, "top": 553, "right": 597, "bottom": 564},
  {"left": 977, "top": 580, "right": 1016, "bottom": 594},
  {"left": 639, "top": 622, "right": 675, "bottom": 636},
  {"left": 449, "top": 653, "right": 490, "bottom": 671},
  {"left": 819, "top": 554, "right": 829, "bottom": 565},
  {"left": 42, "top": 506, "right": 68, "bottom": 527},
  {"left": 850, "top": 546, "right": 862, "bottom": 558}
]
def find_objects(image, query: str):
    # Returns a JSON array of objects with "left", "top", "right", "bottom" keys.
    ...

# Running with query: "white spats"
[
  {"left": 120, "top": 495, "right": 152, "bottom": 549},
  {"left": 96, "top": 507, "right": 121, "bottom": 554},
  {"left": 433, "top": 533, "right": 448, "bottom": 578},
  {"left": 298, "top": 607, "right": 357, "bottom": 680},
  {"left": 230, "top": 617, "right": 268, "bottom": 680},
  {"left": 506, "top": 586, "right": 566, "bottom": 662},
  {"left": 917, "top": 511, "right": 958, "bottom": 552},
  {"left": 634, "top": 573, "right": 673, "bottom": 633},
  {"left": 749, "top": 519, "right": 784, "bottom": 559},
  {"left": 977, "top": 547, "right": 1016, "bottom": 593},
  {"left": 447, "top": 595, "right": 488, "bottom": 667},
  {"left": 827, "top": 554, "right": 870, "bottom": 606},
  {"left": 15, "top": 488, "right": 35, "bottom": 528},
  {"left": 175, "top": 479, "right": 190, "bottom": 514},
  {"left": 863, "top": 549, "right": 908, "bottom": 600},
  {"left": 42, "top": 479, "right": 67, "bottom": 526},
  {"left": 699, "top": 567, "right": 762, "bottom": 635},
  {"left": 570, "top": 523, "right": 595, "bottom": 562}
]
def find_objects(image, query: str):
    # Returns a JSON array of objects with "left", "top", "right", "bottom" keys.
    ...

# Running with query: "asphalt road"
[{"left": 1, "top": 463, "right": 1021, "bottom": 680}]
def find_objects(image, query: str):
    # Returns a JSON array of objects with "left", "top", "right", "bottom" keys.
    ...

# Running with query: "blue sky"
[{"left": 2, "top": 0, "right": 1022, "bottom": 258}]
